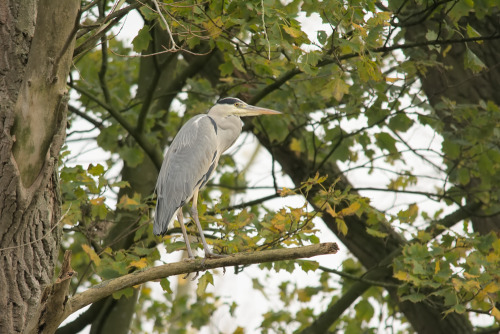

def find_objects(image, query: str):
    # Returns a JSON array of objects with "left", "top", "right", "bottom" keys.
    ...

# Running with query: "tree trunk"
[
  {"left": 401, "top": 6, "right": 500, "bottom": 235},
  {"left": 0, "top": 0, "right": 79, "bottom": 332}
]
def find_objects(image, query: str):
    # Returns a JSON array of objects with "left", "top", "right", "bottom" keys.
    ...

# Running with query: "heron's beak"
[{"left": 236, "top": 104, "right": 282, "bottom": 116}]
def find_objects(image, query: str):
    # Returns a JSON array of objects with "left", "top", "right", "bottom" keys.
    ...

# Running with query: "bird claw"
[{"left": 190, "top": 271, "right": 200, "bottom": 280}]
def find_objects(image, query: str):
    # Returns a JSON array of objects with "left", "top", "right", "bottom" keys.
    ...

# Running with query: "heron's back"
[{"left": 153, "top": 115, "right": 220, "bottom": 235}]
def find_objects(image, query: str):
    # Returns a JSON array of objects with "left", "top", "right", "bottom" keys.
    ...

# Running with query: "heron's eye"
[{"left": 234, "top": 102, "right": 241, "bottom": 107}]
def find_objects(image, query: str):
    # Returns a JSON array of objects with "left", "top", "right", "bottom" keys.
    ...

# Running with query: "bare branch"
[{"left": 63, "top": 243, "right": 339, "bottom": 320}]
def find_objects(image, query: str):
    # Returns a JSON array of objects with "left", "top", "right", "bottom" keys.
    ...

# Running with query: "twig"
[
  {"left": 151, "top": 0, "right": 177, "bottom": 50},
  {"left": 261, "top": 0, "right": 271, "bottom": 60},
  {"left": 319, "top": 265, "right": 400, "bottom": 288}
]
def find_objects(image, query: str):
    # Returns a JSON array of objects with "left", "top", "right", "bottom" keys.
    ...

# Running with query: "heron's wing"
[{"left": 153, "top": 115, "right": 219, "bottom": 235}]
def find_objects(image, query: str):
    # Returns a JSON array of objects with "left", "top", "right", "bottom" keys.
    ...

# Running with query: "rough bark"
[{"left": 0, "top": 0, "right": 79, "bottom": 332}]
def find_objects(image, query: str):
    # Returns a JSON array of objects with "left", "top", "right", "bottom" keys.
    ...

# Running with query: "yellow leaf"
[
  {"left": 297, "top": 289, "right": 312, "bottom": 302},
  {"left": 452, "top": 278, "right": 463, "bottom": 291},
  {"left": 491, "top": 306, "right": 500, "bottom": 322},
  {"left": 233, "top": 326, "right": 245, "bottom": 334},
  {"left": 282, "top": 25, "right": 302, "bottom": 38},
  {"left": 331, "top": 77, "right": 350, "bottom": 102},
  {"left": 385, "top": 77, "right": 399, "bottom": 83},
  {"left": 279, "top": 188, "right": 296, "bottom": 197},
  {"left": 142, "top": 286, "right": 151, "bottom": 296},
  {"left": 483, "top": 282, "right": 500, "bottom": 294},
  {"left": 487, "top": 251, "right": 499, "bottom": 263},
  {"left": 289, "top": 138, "right": 302, "bottom": 153},
  {"left": 82, "top": 244, "right": 101, "bottom": 266},
  {"left": 464, "top": 279, "right": 481, "bottom": 292},
  {"left": 129, "top": 258, "right": 148, "bottom": 269},
  {"left": 119, "top": 194, "right": 140, "bottom": 206},
  {"left": 219, "top": 77, "right": 234, "bottom": 83},
  {"left": 352, "top": 23, "right": 367, "bottom": 37},
  {"left": 325, "top": 203, "right": 337, "bottom": 218},
  {"left": 394, "top": 271, "right": 409, "bottom": 281},
  {"left": 203, "top": 16, "right": 223, "bottom": 38},
  {"left": 463, "top": 272, "right": 479, "bottom": 279},
  {"left": 434, "top": 260, "right": 440, "bottom": 274},
  {"left": 340, "top": 202, "right": 361, "bottom": 217},
  {"left": 290, "top": 207, "right": 303, "bottom": 222},
  {"left": 90, "top": 197, "right": 105, "bottom": 205},
  {"left": 442, "top": 44, "right": 452, "bottom": 57}
]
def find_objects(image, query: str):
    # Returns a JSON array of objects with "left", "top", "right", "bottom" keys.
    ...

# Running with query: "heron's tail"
[{"left": 153, "top": 197, "right": 177, "bottom": 235}]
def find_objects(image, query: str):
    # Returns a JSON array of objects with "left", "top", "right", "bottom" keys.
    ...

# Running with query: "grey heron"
[{"left": 153, "top": 97, "right": 281, "bottom": 258}]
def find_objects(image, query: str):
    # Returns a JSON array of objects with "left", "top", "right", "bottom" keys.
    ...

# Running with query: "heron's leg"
[
  {"left": 177, "top": 210, "right": 194, "bottom": 259},
  {"left": 191, "top": 191, "right": 226, "bottom": 258}
]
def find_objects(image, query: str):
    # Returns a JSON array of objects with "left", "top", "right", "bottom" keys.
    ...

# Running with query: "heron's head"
[{"left": 208, "top": 97, "right": 282, "bottom": 117}]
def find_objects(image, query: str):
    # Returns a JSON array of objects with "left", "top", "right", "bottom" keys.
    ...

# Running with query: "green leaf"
[
  {"left": 466, "top": 24, "right": 481, "bottom": 39},
  {"left": 330, "top": 77, "right": 350, "bottom": 102},
  {"left": 336, "top": 218, "right": 348, "bottom": 236},
  {"left": 112, "top": 287, "right": 135, "bottom": 300},
  {"left": 196, "top": 272, "right": 214, "bottom": 296},
  {"left": 120, "top": 146, "right": 145, "bottom": 168},
  {"left": 273, "top": 260, "right": 296, "bottom": 273},
  {"left": 110, "top": 180, "right": 130, "bottom": 188},
  {"left": 401, "top": 292, "right": 426, "bottom": 303},
  {"left": 297, "top": 260, "right": 319, "bottom": 273},
  {"left": 425, "top": 30, "right": 438, "bottom": 41},
  {"left": 139, "top": 6, "right": 157, "bottom": 21},
  {"left": 317, "top": 30, "right": 327, "bottom": 44},
  {"left": 442, "top": 140, "right": 461, "bottom": 159},
  {"left": 87, "top": 163, "right": 105, "bottom": 176},
  {"left": 219, "top": 62, "right": 234, "bottom": 76},
  {"left": 166, "top": 241, "right": 189, "bottom": 253},
  {"left": 375, "top": 132, "right": 398, "bottom": 154},
  {"left": 457, "top": 168, "right": 470, "bottom": 185},
  {"left": 389, "top": 113, "right": 413, "bottom": 132},
  {"left": 160, "top": 278, "right": 173, "bottom": 294},
  {"left": 464, "top": 49, "right": 486, "bottom": 73},
  {"left": 132, "top": 25, "right": 152, "bottom": 52},
  {"left": 354, "top": 299, "right": 374, "bottom": 322},
  {"left": 366, "top": 227, "right": 388, "bottom": 238}
]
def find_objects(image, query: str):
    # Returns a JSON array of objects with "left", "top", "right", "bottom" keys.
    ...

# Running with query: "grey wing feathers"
[{"left": 153, "top": 115, "right": 219, "bottom": 235}]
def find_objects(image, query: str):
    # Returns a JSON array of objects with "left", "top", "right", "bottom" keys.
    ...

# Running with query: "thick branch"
[
  {"left": 63, "top": 243, "right": 339, "bottom": 322},
  {"left": 300, "top": 280, "right": 371, "bottom": 334}
]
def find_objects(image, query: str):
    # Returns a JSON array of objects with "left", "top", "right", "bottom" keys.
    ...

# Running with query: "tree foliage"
[{"left": 24, "top": 0, "right": 500, "bottom": 332}]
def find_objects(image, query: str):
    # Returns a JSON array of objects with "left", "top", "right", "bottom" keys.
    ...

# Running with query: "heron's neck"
[{"left": 209, "top": 114, "right": 242, "bottom": 153}]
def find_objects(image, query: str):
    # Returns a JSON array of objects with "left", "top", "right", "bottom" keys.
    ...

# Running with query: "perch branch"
[{"left": 63, "top": 243, "right": 339, "bottom": 320}]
